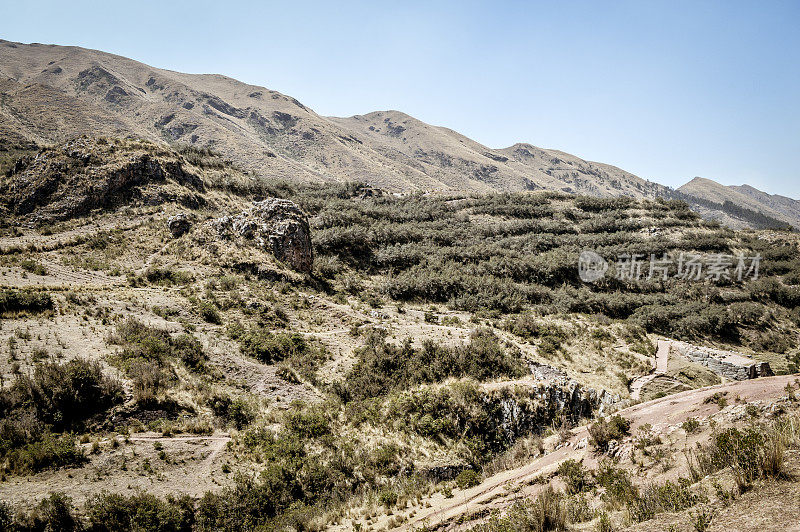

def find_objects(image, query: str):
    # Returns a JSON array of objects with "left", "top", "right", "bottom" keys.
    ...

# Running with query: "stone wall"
[{"left": 672, "top": 342, "right": 773, "bottom": 380}]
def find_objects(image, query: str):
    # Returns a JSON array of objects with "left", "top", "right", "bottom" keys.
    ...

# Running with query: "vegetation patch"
[
  {"left": 335, "top": 328, "right": 526, "bottom": 402},
  {"left": 0, "top": 359, "right": 122, "bottom": 474},
  {"left": 0, "top": 289, "right": 54, "bottom": 317}
]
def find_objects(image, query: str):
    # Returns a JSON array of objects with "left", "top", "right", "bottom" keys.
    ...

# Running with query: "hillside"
[
  {"left": 678, "top": 177, "right": 800, "bottom": 229},
  {"left": 3, "top": 38, "right": 797, "bottom": 233},
  {"left": 0, "top": 39, "right": 667, "bottom": 197},
  {"left": 0, "top": 137, "right": 798, "bottom": 529}
]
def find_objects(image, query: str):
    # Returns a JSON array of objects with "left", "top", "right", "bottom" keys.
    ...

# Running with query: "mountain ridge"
[
  {"left": 0, "top": 38, "right": 795, "bottom": 229},
  {"left": 678, "top": 176, "right": 800, "bottom": 229}
]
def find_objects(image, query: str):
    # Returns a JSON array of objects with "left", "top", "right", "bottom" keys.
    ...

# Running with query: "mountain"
[
  {"left": 0, "top": 38, "right": 795, "bottom": 230},
  {"left": 678, "top": 176, "right": 800, "bottom": 229},
  {"left": 0, "top": 39, "right": 667, "bottom": 198}
]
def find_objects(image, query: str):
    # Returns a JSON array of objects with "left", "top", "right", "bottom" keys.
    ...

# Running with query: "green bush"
[
  {"left": 20, "top": 259, "right": 47, "bottom": 276},
  {"left": 455, "top": 468, "right": 481, "bottom": 489},
  {"left": 141, "top": 267, "right": 194, "bottom": 286},
  {"left": 284, "top": 407, "right": 330, "bottom": 439},
  {"left": 627, "top": 478, "right": 701, "bottom": 522},
  {"left": 0, "top": 358, "right": 121, "bottom": 474},
  {"left": 196, "top": 300, "right": 222, "bottom": 324},
  {"left": 0, "top": 289, "right": 53, "bottom": 316},
  {"left": 378, "top": 489, "right": 398, "bottom": 508},
  {"left": 588, "top": 415, "right": 630, "bottom": 453},
  {"left": 3, "top": 432, "right": 85, "bottom": 474},
  {"left": 0, "top": 358, "right": 122, "bottom": 433},
  {"left": 475, "top": 485, "right": 566, "bottom": 531},
  {"left": 111, "top": 319, "right": 207, "bottom": 374},
  {"left": 556, "top": 459, "right": 590, "bottom": 494},
  {"left": 208, "top": 395, "right": 255, "bottom": 430},
  {"left": 229, "top": 325, "right": 309, "bottom": 364},
  {"left": 12, "top": 492, "right": 81, "bottom": 531},
  {"left": 687, "top": 426, "right": 785, "bottom": 490},
  {"left": 129, "top": 361, "right": 170, "bottom": 406},
  {"left": 85, "top": 491, "right": 195, "bottom": 532},
  {"left": 595, "top": 461, "right": 637, "bottom": 509},
  {"left": 336, "top": 328, "right": 526, "bottom": 401},
  {"left": 172, "top": 334, "right": 208, "bottom": 370}
]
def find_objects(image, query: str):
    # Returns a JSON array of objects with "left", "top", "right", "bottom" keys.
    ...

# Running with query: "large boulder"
[
  {"left": 212, "top": 198, "right": 313, "bottom": 273},
  {"left": 167, "top": 213, "right": 193, "bottom": 237}
]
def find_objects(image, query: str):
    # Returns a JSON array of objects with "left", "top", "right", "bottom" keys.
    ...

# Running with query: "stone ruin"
[{"left": 672, "top": 341, "right": 773, "bottom": 381}]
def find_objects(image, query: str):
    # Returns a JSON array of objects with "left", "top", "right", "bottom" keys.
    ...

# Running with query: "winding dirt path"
[
  {"left": 0, "top": 433, "right": 233, "bottom": 510},
  {"left": 399, "top": 374, "right": 799, "bottom": 531}
]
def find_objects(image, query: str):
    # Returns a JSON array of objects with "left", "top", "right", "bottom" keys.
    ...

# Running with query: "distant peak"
[{"left": 682, "top": 176, "right": 720, "bottom": 187}]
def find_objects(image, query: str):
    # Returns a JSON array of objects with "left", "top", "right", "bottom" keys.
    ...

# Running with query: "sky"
[{"left": 2, "top": 0, "right": 799, "bottom": 197}]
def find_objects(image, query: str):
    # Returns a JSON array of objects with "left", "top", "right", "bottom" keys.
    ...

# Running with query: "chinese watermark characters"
[{"left": 578, "top": 251, "right": 760, "bottom": 283}]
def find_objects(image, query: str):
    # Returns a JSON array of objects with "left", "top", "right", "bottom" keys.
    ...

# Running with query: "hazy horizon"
[{"left": 2, "top": 0, "right": 798, "bottom": 197}]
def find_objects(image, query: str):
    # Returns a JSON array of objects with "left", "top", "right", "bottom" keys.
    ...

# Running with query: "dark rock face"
[
  {"left": 212, "top": 199, "right": 313, "bottom": 273},
  {"left": 167, "top": 213, "right": 193, "bottom": 237},
  {"left": 0, "top": 137, "right": 204, "bottom": 224},
  {"left": 484, "top": 381, "right": 614, "bottom": 445}
]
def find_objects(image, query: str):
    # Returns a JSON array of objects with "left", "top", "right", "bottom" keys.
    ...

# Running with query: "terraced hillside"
[{"left": 0, "top": 138, "right": 798, "bottom": 530}]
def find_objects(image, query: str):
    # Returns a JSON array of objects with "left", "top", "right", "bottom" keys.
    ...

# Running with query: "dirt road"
[{"left": 400, "top": 374, "right": 798, "bottom": 531}]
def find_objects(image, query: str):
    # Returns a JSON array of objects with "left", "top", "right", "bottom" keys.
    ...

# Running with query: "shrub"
[
  {"left": 378, "top": 489, "right": 398, "bottom": 508},
  {"left": 3, "top": 432, "right": 85, "bottom": 474},
  {"left": 230, "top": 326, "right": 308, "bottom": 364},
  {"left": 565, "top": 493, "right": 592, "bottom": 524},
  {"left": 476, "top": 485, "right": 566, "bottom": 531},
  {"left": 85, "top": 491, "right": 195, "bottom": 532},
  {"left": 1, "top": 358, "right": 122, "bottom": 432},
  {"left": 172, "top": 334, "right": 208, "bottom": 370},
  {"left": 595, "top": 461, "right": 637, "bottom": 509},
  {"left": 686, "top": 423, "right": 791, "bottom": 490},
  {"left": 0, "top": 289, "right": 54, "bottom": 316},
  {"left": 455, "top": 469, "right": 481, "bottom": 489},
  {"left": 209, "top": 395, "right": 255, "bottom": 430},
  {"left": 588, "top": 415, "right": 630, "bottom": 453},
  {"left": 196, "top": 300, "right": 222, "bottom": 324},
  {"left": 627, "top": 478, "right": 702, "bottom": 522},
  {"left": 111, "top": 319, "right": 207, "bottom": 375},
  {"left": 284, "top": 407, "right": 330, "bottom": 439},
  {"left": 14, "top": 492, "right": 80, "bottom": 531},
  {"left": 20, "top": 259, "right": 47, "bottom": 276},
  {"left": 0, "top": 503, "right": 12, "bottom": 530},
  {"left": 129, "top": 361, "right": 170, "bottom": 406},
  {"left": 556, "top": 459, "right": 589, "bottom": 494},
  {"left": 140, "top": 267, "right": 194, "bottom": 286},
  {"left": 682, "top": 418, "right": 701, "bottom": 434},
  {"left": 0, "top": 358, "right": 121, "bottom": 474},
  {"left": 337, "top": 328, "right": 526, "bottom": 401}
]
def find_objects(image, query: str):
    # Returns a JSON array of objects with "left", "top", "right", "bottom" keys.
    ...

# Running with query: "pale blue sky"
[{"left": 2, "top": 0, "right": 799, "bottom": 197}]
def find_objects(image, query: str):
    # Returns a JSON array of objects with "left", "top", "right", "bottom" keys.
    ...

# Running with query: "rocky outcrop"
[
  {"left": 528, "top": 361, "right": 619, "bottom": 414},
  {"left": 167, "top": 213, "right": 193, "bottom": 237},
  {"left": 211, "top": 198, "right": 313, "bottom": 273},
  {"left": 0, "top": 137, "right": 204, "bottom": 224},
  {"left": 672, "top": 341, "right": 773, "bottom": 380},
  {"left": 482, "top": 379, "right": 617, "bottom": 445}
]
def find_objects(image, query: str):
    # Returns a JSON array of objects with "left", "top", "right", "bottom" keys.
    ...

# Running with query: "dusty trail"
[
  {"left": 629, "top": 339, "right": 671, "bottom": 400},
  {"left": 0, "top": 433, "right": 233, "bottom": 510},
  {"left": 400, "top": 374, "right": 798, "bottom": 531}
]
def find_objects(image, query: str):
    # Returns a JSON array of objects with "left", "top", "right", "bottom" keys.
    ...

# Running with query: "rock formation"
[
  {"left": 211, "top": 198, "right": 313, "bottom": 273},
  {"left": 0, "top": 137, "right": 204, "bottom": 224},
  {"left": 167, "top": 213, "right": 193, "bottom": 237}
]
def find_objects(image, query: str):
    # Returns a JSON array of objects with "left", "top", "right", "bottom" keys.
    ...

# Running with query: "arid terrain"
[
  {"left": 1, "top": 39, "right": 797, "bottom": 231},
  {"left": 0, "top": 39, "right": 798, "bottom": 532}
]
